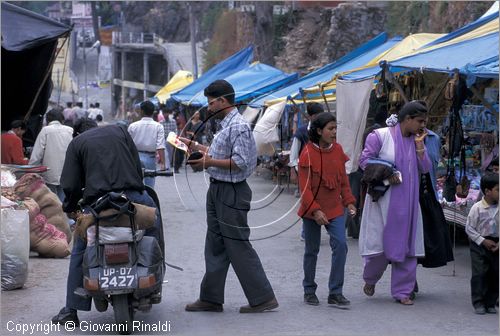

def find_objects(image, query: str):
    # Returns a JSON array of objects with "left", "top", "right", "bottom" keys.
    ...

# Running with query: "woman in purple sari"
[{"left": 359, "top": 101, "right": 431, "bottom": 305}]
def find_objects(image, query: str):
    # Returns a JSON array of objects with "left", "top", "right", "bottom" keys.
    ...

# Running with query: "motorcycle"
[{"left": 75, "top": 169, "right": 172, "bottom": 335}]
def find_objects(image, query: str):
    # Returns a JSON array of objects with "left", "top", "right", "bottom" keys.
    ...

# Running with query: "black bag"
[
  {"left": 442, "top": 166, "right": 457, "bottom": 202},
  {"left": 443, "top": 104, "right": 466, "bottom": 202},
  {"left": 418, "top": 173, "right": 454, "bottom": 268}
]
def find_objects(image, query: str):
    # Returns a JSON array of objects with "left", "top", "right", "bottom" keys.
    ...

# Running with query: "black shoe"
[
  {"left": 185, "top": 299, "right": 223, "bottom": 312},
  {"left": 304, "top": 293, "right": 319, "bottom": 306},
  {"left": 486, "top": 306, "right": 497, "bottom": 314},
  {"left": 239, "top": 297, "right": 279, "bottom": 313},
  {"left": 328, "top": 294, "right": 351, "bottom": 309},
  {"left": 51, "top": 307, "right": 79, "bottom": 325},
  {"left": 474, "top": 305, "right": 486, "bottom": 315}
]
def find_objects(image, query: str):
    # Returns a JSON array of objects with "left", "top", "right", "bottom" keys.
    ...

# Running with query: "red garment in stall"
[
  {"left": 1, "top": 132, "right": 28, "bottom": 164},
  {"left": 297, "top": 142, "right": 356, "bottom": 221}
]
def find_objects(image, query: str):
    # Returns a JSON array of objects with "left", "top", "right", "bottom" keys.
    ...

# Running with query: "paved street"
[{"left": 1, "top": 168, "right": 498, "bottom": 335}]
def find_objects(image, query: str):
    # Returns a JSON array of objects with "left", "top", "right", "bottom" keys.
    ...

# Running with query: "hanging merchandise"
[
  {"left": 455, "top": 148, "right": 471, "bottom": 198},
  {"left": 443, "top": 76, "right": 467, "bottom": 202},
  {"left": 389, "top": 89, "right": 402, "bottom": 104},
  {"left": 442, "top": 166, "right": 457, "bottom": 202},
  {"left": 444, "top": 77, "right": 457, "bottom": 101}
]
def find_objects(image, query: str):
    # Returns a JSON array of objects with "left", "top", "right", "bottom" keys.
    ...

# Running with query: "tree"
[{"left": 254, "top": 2, "right": 275, "bottom": 65}]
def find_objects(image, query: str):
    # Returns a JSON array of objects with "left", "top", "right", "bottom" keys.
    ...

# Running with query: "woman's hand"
[
  {"left": 414, "top": 129, "right": 428, "bottom": 143},
  {"left": 347, "top": 204, "right": 357, "bottom": 218},
  {"left": 312, "top": 210, "right": 329, "bottom": 226}
]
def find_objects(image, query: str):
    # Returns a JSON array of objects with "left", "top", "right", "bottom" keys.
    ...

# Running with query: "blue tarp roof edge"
[
  {"left": 248, "top": 32, "right": 398, "bottom": 106},
  {"left": 170, "top": 45, "right": 254, "bottom": 104}
]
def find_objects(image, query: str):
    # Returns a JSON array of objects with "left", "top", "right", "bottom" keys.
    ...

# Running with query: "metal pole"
[
  {"left": 121, "top": 51, "right": 126, "bottom": 120},
  {"left": 57, "top": 69, "right": 61, "bottom": 105},
  {"left": 84, "top": 45, "right": 88, "bottom": 110},
  {"left": 189, "top": 3, "right": 198, "bottom": 79},
  {"left": 143, "top": 53, "right": 149, "bottom": 100}
]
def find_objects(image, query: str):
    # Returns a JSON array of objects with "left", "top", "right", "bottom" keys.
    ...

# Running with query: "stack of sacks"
[
  {"left": 22, "top": 198, "right": 70, "bottom": 258},
  {"left": 14, "top": 174, "right": 71, "bottom": 243}
]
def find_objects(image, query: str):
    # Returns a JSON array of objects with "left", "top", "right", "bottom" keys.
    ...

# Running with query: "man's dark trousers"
[{"left": 200, "top": 179, "right": 275, "bottom": 306}]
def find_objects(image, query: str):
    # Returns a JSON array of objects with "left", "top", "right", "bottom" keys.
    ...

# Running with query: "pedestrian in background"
[
  {"left": 29, "top": 109, "right": 74, "bottom": 201},
  {"left": 128, "top": 100, "right": 166, "bottom": 188},
  {"left": 173, "top": 110, "right": 187, "bottom": 173},
  {"left": 1, "top": 120, "right": 28, "bottom": 165},
  {"left": 72, "top": 102, "right": 87, "bottom": 122},
  {"left": 359, "top": 100, "right": 431, "bottom": 305},
  {"left": 185, "top": 111, "right": 205, "bottom": 144},
  {"left": 297, "top": 112, "right": 356, "bottom": 308},
  {"left": 160, "top": 106, "right": 178, "bottom": 170},
  {"left": 466, "top": 173, "right": 498, "bottom": 315},
  {"left": 62, "top": 102, "right": 75, "bottom": 126},
  {"left": 182, "top": 80, "right": 278, "bottom": 313}
]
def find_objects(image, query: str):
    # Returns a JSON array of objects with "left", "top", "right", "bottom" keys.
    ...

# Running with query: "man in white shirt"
[
  {"left": 29, "top": 109, "right": 74, "bottom": 201},
  {"left": 72, "top": 102, "right": 87, "bottom": 122},
  {"left": 128, "top": 101, "right": 166, "bottom": 188},
  {"left": 88, "top": 102, "right": 104, "bottom": 120},
  {"left": 63, "top": 102, "right": 75, "bottom": 125}
]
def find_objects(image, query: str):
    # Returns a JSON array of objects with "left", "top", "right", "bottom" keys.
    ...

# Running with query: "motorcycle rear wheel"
[{"left": 112, "top": 294, "right": 134, "bottom": 335}]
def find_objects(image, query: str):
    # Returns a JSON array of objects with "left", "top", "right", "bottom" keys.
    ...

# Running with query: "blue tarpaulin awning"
[
  {"left": 184, "top": 62, "right": 298, "bottom": 107},
  {"left": 171, "top": 45, "right": 254, "bottom": 105},
  {"left": 340, "top": 10, "right": 499, "bottom": 82},
  {"left": 389, "top": 32, "right": 499, "bottom": 79},
  {"left": 248, "top": 33, "right": 402, "bottom": 107}
]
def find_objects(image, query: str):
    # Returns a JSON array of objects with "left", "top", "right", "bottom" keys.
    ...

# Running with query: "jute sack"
[
  {"left": 30, "top": 213, "right": 70, "bottom": 258},
  {"left": 22, "top": 198, "right": 40, "bottom": 222},
  {"left": 14, "top": 174, "right": 70, "bottom": 242}
]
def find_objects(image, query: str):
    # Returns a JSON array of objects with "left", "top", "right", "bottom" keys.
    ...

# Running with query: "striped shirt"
[
  {"left": 466, "top": 198, "right": 499, "bottom": 246},
  {"left": 161, "top": 116, "right": 178, "bottom": 136},
  {"left": 207, "top": 108, "right": 257, "bottom": 183},
  {"left": 128, "top": 117, "right": 166, "bottom": 153}
]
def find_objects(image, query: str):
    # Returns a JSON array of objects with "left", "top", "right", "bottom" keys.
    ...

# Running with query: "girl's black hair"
[
  {"left": 308, "top": 112, "right": 336, "bottom": 144},
  {"left": 398, "top": 100, "right": 428, "bottom": 122}
]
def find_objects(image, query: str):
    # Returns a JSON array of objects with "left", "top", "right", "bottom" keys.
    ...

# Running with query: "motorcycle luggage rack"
[{"left": 88, "top": 192, "right": 140, "bottom": 266}]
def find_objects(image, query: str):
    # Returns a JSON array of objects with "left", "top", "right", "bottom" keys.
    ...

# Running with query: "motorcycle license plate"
[{"left": 99, "top": 267, "right": 137, "bottom": 289}]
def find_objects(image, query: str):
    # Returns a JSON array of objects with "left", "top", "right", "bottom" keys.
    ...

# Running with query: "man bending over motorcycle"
[{"left": 52, "top": 123, "right": 164, "bottom": 325}]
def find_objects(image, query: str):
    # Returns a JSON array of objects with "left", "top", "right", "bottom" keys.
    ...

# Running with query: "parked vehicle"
[{"left": 75, "top": 170, "right": 171, "bottom": 335}]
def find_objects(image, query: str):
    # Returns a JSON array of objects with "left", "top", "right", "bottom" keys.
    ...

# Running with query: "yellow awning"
[
  {"left": 312, "top": 33, "right": 445, "bottom": 95},
  {"left": 155, "top": 70, "right": 193, "bottom": 103}
]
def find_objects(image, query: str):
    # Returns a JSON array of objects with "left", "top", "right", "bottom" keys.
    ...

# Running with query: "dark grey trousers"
[
  {"left": 470, "top": 238, "right": 499, "bottom": 309},
  {"left": 199, "top": 180, "right": 275, "bottom": 306}
]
